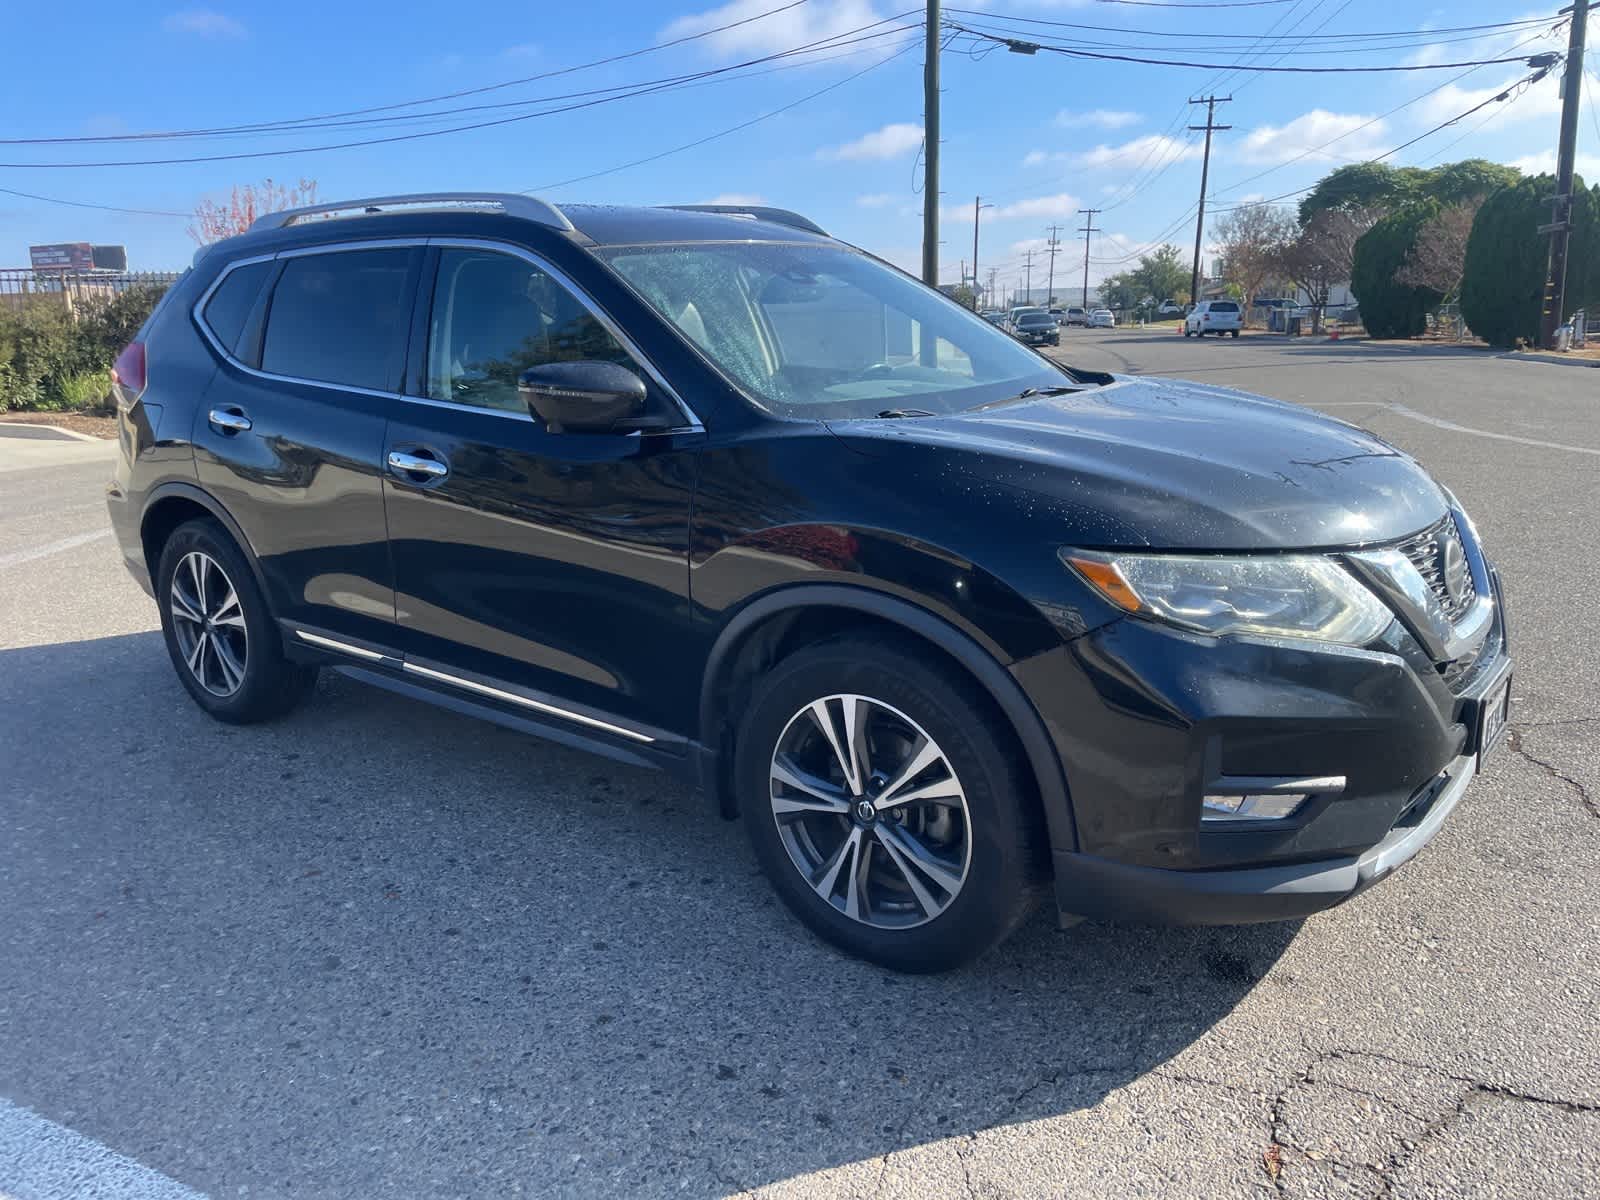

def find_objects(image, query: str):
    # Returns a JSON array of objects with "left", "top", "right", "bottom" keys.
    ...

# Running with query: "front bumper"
[
  {"left": 1052, "top": 750, "right": 1481, "bottom": 924},
  {"left": 1013, "top": 570, "right": 1511, "bottom": 925}
]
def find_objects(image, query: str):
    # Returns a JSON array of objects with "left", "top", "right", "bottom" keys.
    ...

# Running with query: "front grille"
[{"left": 1396, "top": 515, "right": 1477, "bottom": 623}]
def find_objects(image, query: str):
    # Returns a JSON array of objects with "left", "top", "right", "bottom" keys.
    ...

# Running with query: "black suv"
[{"left": 107, "top": 193, "right": 1512, "bottom": 972}]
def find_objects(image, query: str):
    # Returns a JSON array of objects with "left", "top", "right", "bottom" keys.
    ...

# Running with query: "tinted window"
[
  {"left": 1209, "top": 301, "right": 1240, "bottom": 313},
  {"left": 261, "top": 249, "right": 413, "bottom": 391},
  {"left": 426, "top": 248, "right": 639, "bottom": 413},
  {"left": 602, "top": 242, "right": 1070, "bottom": 419},
  {"left": 202, "top": 261, "right": 271, "bottom": 354}
]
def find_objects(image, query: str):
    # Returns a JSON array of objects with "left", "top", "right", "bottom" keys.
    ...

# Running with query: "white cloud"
[
  {"left": 661, "top": 0, "right": 889, "bottom": 58},
  {"left": 163, "top": 8, "right": 246, "bottom": 37},
  {"left": 1232, "top": 110, "right": 1389, "bottom": 166},
  {"left": 699, "top": 193, "right": 767, "bottom": 205},
  {"left": 856, "top": 192, "right": 896, "bottom": 207},
  {"left": 502, "top": 43, "right": 540, "bottom": 59},
  {"left": 1055, "top": 108, "right": 1141, "bottom": 131},
  {"left": 818, "top": 122, "right": 923, "bottom": 161},
  {"left": 1416, "top": 72, "right": 1562, "bottom": 133},
  {"left": 993, "top": 192, "right": 1081, "bottom": 220},
  {"left": 1073, "top": 135, "right": 1202, "bottom": 170},
  {"left": 1504, "top": 152, "right": 1600, "bottom": 178}
]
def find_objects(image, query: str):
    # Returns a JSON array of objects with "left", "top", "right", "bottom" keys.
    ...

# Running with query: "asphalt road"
[{"left": 1, "top": 335, "right": 1596, "bottom": 1199}]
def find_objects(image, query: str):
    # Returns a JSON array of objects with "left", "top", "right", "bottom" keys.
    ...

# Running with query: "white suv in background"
[{"left": 1184, "top": 299, "right": 1242, "bottom": 338}]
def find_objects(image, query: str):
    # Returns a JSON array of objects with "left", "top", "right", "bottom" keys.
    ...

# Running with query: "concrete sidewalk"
[{"left": 0, "top": 432, "right": 117, "bottom": 474}]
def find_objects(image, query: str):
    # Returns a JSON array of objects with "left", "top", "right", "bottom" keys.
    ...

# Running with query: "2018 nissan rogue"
[{"left": 106, "top": 194, "right": 1512, "bottom": 973}]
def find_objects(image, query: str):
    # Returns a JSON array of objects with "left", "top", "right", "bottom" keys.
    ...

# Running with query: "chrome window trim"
[
  {"left": 419, "top": 236, "right": 704, "bottom": 432},
  {"left": 191, "top": 241, "right": 421, "bottom": 401},
  {"left": 294, "top": 629, "right": 388, "bottom": 662},
  {"left": 190, "top": 237, "right": 703, "bottom": 428}
]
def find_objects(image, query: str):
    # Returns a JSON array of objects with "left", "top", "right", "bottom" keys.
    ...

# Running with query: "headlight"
[{"left": 1060, "top": 550, "right": 1393, "bottom": 645}]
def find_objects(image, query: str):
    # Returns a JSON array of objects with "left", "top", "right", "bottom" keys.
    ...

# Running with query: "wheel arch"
[
  {"left": 698, "top": 584, "right": 1078, "bottom": 854},
  {"left": 140, "top": 483, "right": 269, "bottom": 601}
]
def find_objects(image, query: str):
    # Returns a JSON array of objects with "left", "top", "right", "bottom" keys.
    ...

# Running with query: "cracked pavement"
[{"left": 2, "top": 333, "right": 1597, "bottom": 1198}]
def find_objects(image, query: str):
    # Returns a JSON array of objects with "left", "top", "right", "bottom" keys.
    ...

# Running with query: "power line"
[
  {"left": 0, "top": 185, "right": 186, "bottom": 218},
  {"left": 528, "top": 39, "right": 921, "bottom": 191},
  {"left": 0, "top": 0, "right": 824, "bottom": 147},
  {"left": 945, "top": 9, "right": 1556, "bottom": 43},
  {"left": 0, "top": 21, "right": 922, "bottom": 168},
  {"left": 945, "top": 21, "right": 1552, "bottom": 71}
]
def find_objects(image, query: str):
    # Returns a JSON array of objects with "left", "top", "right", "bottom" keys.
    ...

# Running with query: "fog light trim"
[{"left": 1202, "top": 792, "right": 1310, "bottom": 822}]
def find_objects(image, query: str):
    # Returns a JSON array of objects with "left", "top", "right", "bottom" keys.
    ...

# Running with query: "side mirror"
[{"left": 518, "top": 361, "right": 649, "bottom": 434}]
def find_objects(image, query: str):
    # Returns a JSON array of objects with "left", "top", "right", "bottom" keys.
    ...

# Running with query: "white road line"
[
  {"left": 0, "top": 528, "right": 112, "bottom": 571},
  {"left": 0, "top": 1097, "right": 208, "bottom": 1199},
  {"left": 1385, "top": 403, "right": 1600, "bottom": 458}
]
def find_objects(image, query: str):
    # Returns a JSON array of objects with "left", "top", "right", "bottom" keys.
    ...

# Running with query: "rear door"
[
  {"left": 380, "top": 241, "right": 702, "bottom": 739},
  {"left": 193, "top": 242, "right": 421, "bottom": 649}
]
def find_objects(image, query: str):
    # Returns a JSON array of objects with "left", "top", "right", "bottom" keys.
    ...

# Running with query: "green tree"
[
  {"left": 1299, "top": 163, "right": 1420, "bottom": 223},
  {"left": 1461, "top": 173, "right": 1600, "bottom": 347},
  {"left": 1098, "top": 271, "right": 1142, "bottom": 313},
  {"left": 1130, "top": 244, "right": 1190, "bottom": 306},
  {"left": 1351, "top": 202, "right": 1442, "bottom": 338},
  {"left": 1424, "top": 159, "right": 1519, "bottom": 207}
]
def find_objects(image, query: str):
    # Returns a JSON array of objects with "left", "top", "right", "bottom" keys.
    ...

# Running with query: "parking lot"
[{"left": 2, "top": 331, "right": 1597, "bottom": 1198}]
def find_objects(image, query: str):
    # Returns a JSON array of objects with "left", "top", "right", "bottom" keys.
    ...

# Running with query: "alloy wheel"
[
  {"left": 169, "top": 550, "right": 249, "bottom": 697},
  {"left": 768, "top": 694, "right": 972, "bottom": 929}
]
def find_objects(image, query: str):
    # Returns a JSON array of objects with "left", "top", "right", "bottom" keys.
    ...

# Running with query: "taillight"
[{"left": 111, "top": 341, "right": 147, "bottom": 409}]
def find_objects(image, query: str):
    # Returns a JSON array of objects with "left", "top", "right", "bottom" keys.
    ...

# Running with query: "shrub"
[
  {"left": 1351, "top": 203, "right": 1442, "bottom": 339},
  {"left": 0, "top": 283, "right": 167, "bottom": 411},
  {"left": 1460, "top": 173, "right": 1600, "bottom": 348}
]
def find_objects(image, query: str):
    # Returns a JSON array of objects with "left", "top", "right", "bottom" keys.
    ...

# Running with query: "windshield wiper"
[
  {"left": 873, "top": 407, "right": 936, "bottom": 419},
  {"left": 966, "top": 385, "right": 1082, "bottom": 414}
]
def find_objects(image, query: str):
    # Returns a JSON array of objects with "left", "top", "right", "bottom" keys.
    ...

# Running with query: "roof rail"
[
  {"left": 660, "top": 204, "right": 827, "bottom": 237},
  {"left": 250, "top": 192, "right": 574, "bottom": 233}
]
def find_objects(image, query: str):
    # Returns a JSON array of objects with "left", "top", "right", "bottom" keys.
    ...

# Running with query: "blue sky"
[{"left": 0, "top": 1, "right": 1586, "bottom": 300}]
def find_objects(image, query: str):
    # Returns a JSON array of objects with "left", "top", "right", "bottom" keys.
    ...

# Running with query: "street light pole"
[
  {"left": 921, "top": 0, "right": 941, "bottom": 287},
  {"left": 972, "top": 195, "right": 993, "bottom": 309}
]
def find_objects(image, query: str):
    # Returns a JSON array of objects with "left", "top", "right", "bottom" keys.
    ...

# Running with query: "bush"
[
  {"left": 1351, "top": 203, "right": 1442, "bottom": 339},
  {"left": 1460, "top": 173, "right": 1600, "bottom": 348},
  {"left": 0, "top": 283, "right": 167, "bottom": 411}
]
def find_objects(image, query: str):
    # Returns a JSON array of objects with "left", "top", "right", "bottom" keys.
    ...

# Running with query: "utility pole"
[
  {"left": 921, "top": 0, "right": 941, "bottom": 287},
  {"left": 1187, "top": 95, "right": 1231, "bottom": 308},
  {"left": 972, "top": 195, "right": 993, "bottom": 309},
  {"left": 1077, "top": 208, "right": 1101, "bottom": 309},
  {"left": 1043, "top": 224, "right": 1063, "bottom": 307},
  {"left": 1539, "top": 4, "right": 1588, "bottom": 349},
  {"left": 987, "top": 266, "right": 998, "bottom": 310},
  {"left": 1022, "top": 248, "right": 1036, "bottom": 306}
]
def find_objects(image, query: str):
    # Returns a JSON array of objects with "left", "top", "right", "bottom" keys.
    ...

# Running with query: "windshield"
[{"left": 599, "top": 242, "right": 1071, "bottom": 418}]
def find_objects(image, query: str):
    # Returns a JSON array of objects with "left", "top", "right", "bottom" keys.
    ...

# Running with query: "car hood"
[{"left": 826, "top": 375, "right": 1448, "bottom": 550}]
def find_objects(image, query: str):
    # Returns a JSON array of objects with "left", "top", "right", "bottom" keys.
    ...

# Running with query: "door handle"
[
  {"left": 387, "top": 450, "right": 449, "bottom": 480},
  {"left": 208, "top": 407, "right": 251, "bottom": 433}
]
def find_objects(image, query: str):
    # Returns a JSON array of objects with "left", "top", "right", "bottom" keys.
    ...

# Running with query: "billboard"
[
  {"left": 27, "top": 243, "right": 129, "bottom": 271},
  {"left": 29, "top": 243, "right": 95, "bottom": 271}
]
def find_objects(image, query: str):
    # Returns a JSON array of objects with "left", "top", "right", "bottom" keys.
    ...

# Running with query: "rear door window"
[{"left": 260, "top": 248, "right": 415, "bottom": 391}]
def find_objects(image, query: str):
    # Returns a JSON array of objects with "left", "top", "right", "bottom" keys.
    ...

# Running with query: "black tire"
[
  {"left": 1231, "top": 330, "right": 1241, "bottom": 338},
  {"left": 156, "top": 517, "right": 316, "bottom": 723},
  {"left": 1183, "top": 328, "right": 1193, "bottom": 337},
  {"left": 735, "top": 636, "right": 1045, "bottom": 973}
]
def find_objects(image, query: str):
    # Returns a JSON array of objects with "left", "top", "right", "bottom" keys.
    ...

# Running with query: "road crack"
[{"left": 1507, "top": 729, "right": 1599, "bottom": 819}]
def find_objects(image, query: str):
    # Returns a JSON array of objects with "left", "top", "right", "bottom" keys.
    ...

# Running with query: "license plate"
[{"left": 1477, "top": 674, "right": 1511, "bottom": 766}]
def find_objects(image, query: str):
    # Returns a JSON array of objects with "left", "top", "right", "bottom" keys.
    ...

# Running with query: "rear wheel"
[
  {"left": 156, "top": 518, "right": 316, "bottom": 723},
  {"left": 736, "top": 637, "right": 1043, "bottom": 973},
  {"left": 1231, "top": 329, "right": 1241, "bottom": 338}
]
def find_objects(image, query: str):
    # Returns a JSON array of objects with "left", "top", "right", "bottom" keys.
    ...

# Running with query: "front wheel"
[
  {"left": 1231, "top": 330, "right": 1241, "bottom": 338},
  {"left": 736, "top": 637, "right": 1044, "bottom": 973}
]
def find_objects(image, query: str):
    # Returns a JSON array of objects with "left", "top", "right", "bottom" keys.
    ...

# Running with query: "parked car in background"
[
  {"left": 1185, "top": 299, "right": 1243, "bottom": 338},
  {"left": 1006, "top": 305, "right": 1046, "bottom": 331},
  {"left": 106, "top": 191, "right": 1512, "bottom": 974},
  {"left": 1011, "top": 310, "right": 1060, "bottom": 346},
  {"left": 1063, "top": 306, "right": 1088, "bottom": 326},
  {"left": 1088, "top": 308, "right": 1115, "bottom": 328},
  {"left": 981, "top": 310, "right": 1006, "bottom": 326},
  {"left": 1157, "top": 299, "right": 1184, "bottom": 317}
]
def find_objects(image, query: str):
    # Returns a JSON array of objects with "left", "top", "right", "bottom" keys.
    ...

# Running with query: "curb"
[
  {"left": 0, "top": 421, "right": 102, "bottom": 442},
  {"left": 1496, "top": 350, "right": 1600, "bottom": 369}
]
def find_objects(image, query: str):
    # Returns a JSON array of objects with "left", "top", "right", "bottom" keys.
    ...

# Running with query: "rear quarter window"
[{"left": 200, "top": 261, "right": 272, "bottom": 354}]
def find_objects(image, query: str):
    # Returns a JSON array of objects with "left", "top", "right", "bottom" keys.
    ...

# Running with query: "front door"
[{"left": 381, "top": 244, "right": 701, "bottom": 738}]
